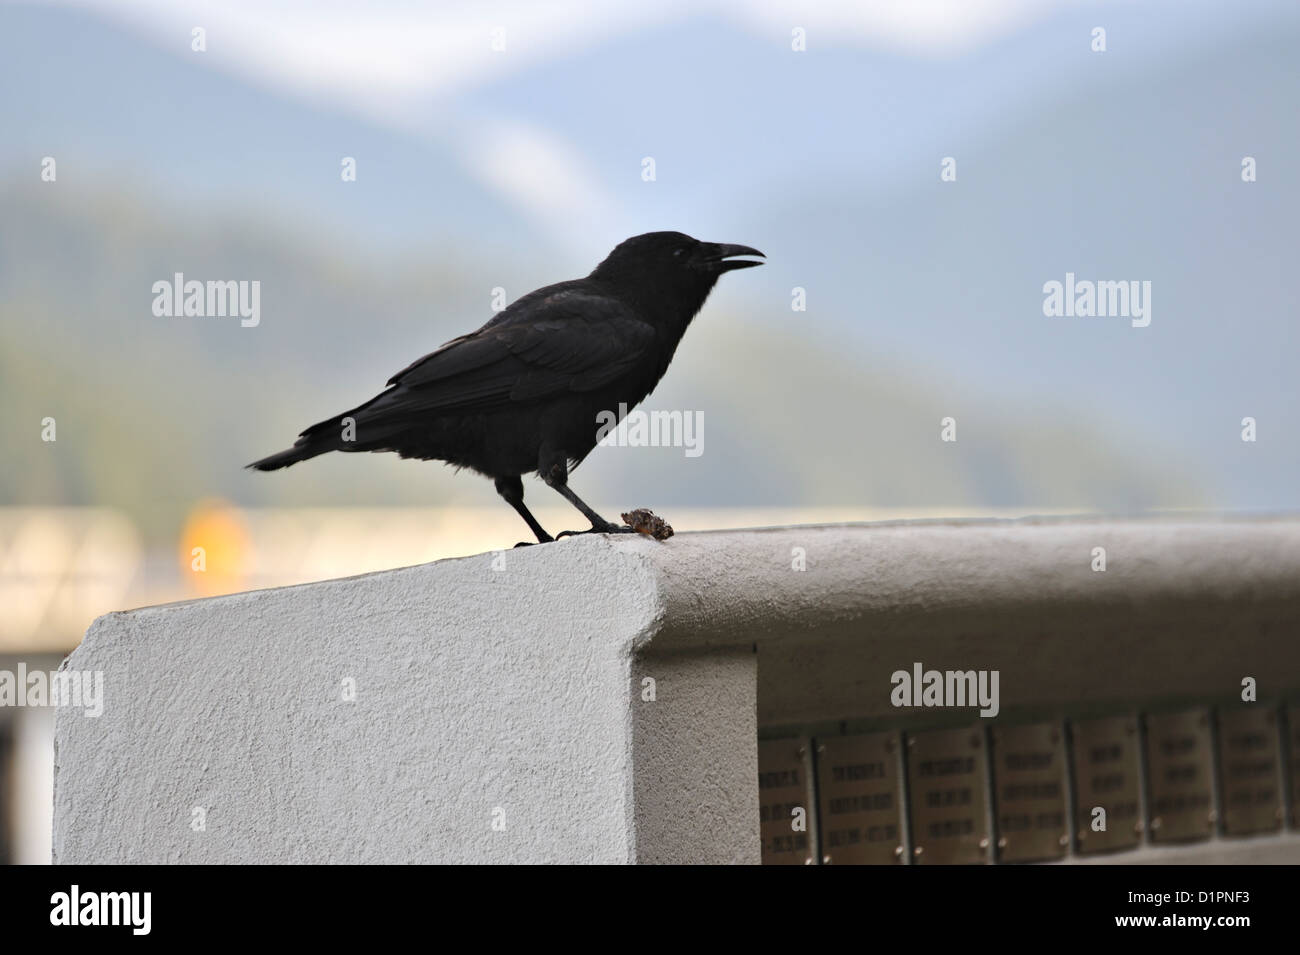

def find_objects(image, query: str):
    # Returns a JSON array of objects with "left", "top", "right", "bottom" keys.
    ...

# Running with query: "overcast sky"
[
  {"left": 39, "top": 0, "right": 1265, "bottom": 244},
  {"left": 58, "top": 0, "right": 1086, "bottom": 117}
]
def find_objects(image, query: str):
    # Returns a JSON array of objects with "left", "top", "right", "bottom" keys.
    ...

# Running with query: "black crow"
[{"left": 247, "top": 231, "right": 764, "bottom": 543}]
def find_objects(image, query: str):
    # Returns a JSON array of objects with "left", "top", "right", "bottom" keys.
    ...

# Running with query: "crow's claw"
[{"left": 556, "top": 524, "right": 637, "bottom": 538}]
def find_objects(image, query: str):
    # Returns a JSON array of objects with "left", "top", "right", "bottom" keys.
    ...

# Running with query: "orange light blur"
[{"left": 179, "top": 499, "right": 250, "bottom": 597}]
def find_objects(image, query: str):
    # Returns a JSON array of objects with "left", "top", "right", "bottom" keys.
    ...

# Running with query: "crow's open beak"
[{"left": 705, "top": 243, "right": 765, "bottom": 272}]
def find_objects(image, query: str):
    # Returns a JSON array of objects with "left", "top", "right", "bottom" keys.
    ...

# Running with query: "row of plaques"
[{"left": 759, "top": 703, "right": 1300, "bottom": 864}]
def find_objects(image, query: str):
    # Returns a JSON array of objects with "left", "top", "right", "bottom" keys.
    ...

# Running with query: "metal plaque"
[
  {"left": 1145, "top": 709, "right": 1215, "bottom": 843},
  {"left": 1070, "top": 716, "right": 1141, "bottom": 853},
  {"left": 758, "top": 737, "right": 815, "bottom": 865},
  {"left": 1217, "top": 706, "right": 1283, "bottom": 835},
  {"left": 906, "top": 726, "right": 989, "bottom": 864},
  {"left": 1290, "top": 704, "right": 1300, "bottom": 828},
  {"left": 991, "top": 722, "right": 1068, "bottom": 862},
  {"left": 815, "top": 732, "right": 903, "bottom": 865}
]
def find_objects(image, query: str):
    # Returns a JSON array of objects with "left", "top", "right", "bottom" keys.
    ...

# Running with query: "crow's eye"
[{"left": 673, "top": 248, "right": 687, "bottom": 258}]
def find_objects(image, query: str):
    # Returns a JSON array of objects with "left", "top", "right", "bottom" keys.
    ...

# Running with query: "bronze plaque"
[
  {"left": 991, "top": 722, "right": 1068, "bottom": 862},
  {"left": 815, "top": 732, "right": 903, "bottom": 864},
  {"left": 1290, "top": 704, "right": 1300, "bottom": 828},
  {"left": 1217, "top": 706, "right": 1282, "bottom": 835},
  {"left": 758, "top": 737, "right": 814, "bottom": 864},
  {"left": 1071, "top": 716, "right": 1141, "bottom": 853},
  {"left": 1145, "top": 709, "right": 1215, "bottom": 843},
  {"left": 906, "top": 726, "right": 989, "bottom": 864}
]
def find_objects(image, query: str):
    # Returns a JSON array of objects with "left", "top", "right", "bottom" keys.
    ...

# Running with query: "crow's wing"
[{"left": 315, "top": 290, "right": 657, "bottom": 434}]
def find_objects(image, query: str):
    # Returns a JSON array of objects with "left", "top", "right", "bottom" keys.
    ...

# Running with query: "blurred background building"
[{"left": 2, "top": 0, "right": 1297, "bottom": 861}]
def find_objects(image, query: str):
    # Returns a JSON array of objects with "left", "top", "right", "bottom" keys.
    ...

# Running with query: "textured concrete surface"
[
  {"left": 631, "top": 649, "right": 758, "bottom": 863},
  {"left": 53, "top": 516, "right": 1300, "bottom": 863},
  {"left": 54, "top": 540, "right": 660, "bottom": 863},
  {"left": 611, "top": 516, "right": 1300, "bottom": 725}
]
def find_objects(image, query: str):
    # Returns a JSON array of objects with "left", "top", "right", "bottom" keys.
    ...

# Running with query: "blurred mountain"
[
  {"left": 0, "top": 181, "right": 1204, "bottom": 541},
  {"left": 0, "top": 179, "right": 505, "bottom": 539},
  {"left": 751, "top": 20, "right": 1300, "bottom": 508},
  {"left": 0, "top": 3, "right": 544, "bottom": 257}
]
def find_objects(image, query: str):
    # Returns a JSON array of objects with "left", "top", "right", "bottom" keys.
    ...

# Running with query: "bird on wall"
[{"left": 248, "top": 231, "right": 764, "bottom": 544}]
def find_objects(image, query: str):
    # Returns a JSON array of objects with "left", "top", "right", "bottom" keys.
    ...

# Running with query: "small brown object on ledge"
[{"left": 621, "top": 509, "right": 674, "bottom": 541}]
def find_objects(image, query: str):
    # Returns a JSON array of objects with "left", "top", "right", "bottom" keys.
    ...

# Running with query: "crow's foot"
[
  {"left": 556, "top": 523, "right": 638, "bottom": 539},
  {"left": 514, "top": 537, "right": 555, "bottom": 547}
]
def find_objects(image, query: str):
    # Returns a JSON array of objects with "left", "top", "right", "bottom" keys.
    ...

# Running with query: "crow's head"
[
  {"left": 590, "top": 232, "right": 763, "bottom": 320},
  {"left": 596, "top": 231, "right": 765, "bottom": 280}
]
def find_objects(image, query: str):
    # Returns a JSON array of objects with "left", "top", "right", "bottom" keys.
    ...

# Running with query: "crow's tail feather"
[
  {"left": 245, "top": 441, "right": 330, "bottom": 471},
  {"left": 246, "top": 413, "right": 349, "bottom": 471}
]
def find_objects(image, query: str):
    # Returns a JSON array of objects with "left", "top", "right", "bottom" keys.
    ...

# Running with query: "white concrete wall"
[
  {"left": 54, "top": 541, "right": 665, "bottom": 863},
  {"left": 53, "top": 517, "right": 1300, "bottom": 864}
]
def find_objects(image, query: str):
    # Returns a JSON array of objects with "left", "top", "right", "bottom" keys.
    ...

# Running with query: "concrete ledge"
[
  {"left": 53, "top": 516, "right": 1300, "bottom": 864},
  {"left": 55, "top": 538, "right": 664, "bottom": 863}
]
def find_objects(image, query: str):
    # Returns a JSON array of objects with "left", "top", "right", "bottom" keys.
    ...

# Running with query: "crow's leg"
[
  {"left": 495, "top": 475, "right": 554, "bottom": 546},
  {"left": 539, "top": 454, "right": 636, "bottom": 536}
]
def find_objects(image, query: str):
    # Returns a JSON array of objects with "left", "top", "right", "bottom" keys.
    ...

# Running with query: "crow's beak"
[{"left": 704, "top": 242, "right": 765, "bottom": 272}]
